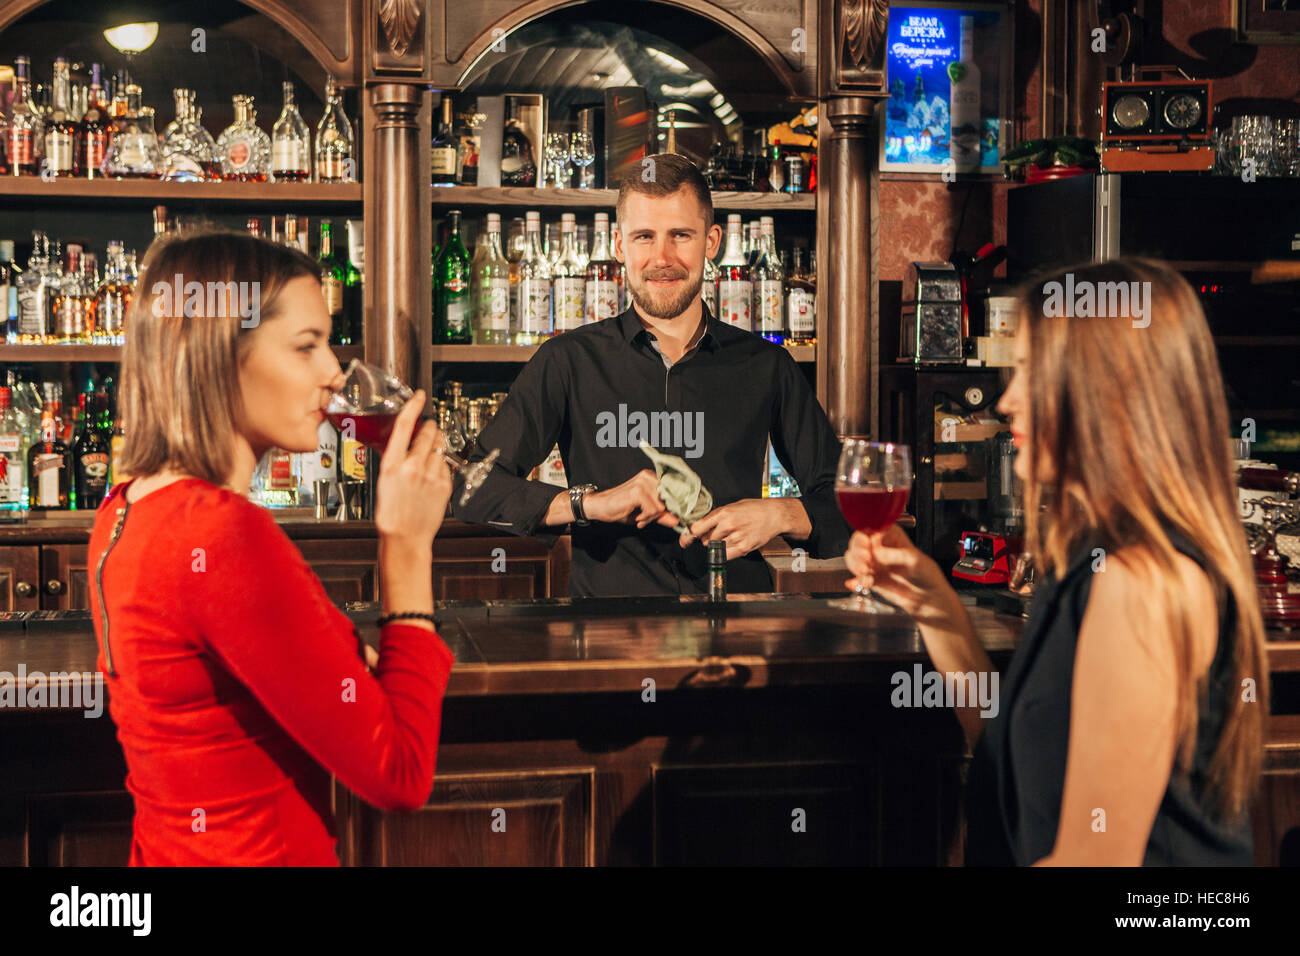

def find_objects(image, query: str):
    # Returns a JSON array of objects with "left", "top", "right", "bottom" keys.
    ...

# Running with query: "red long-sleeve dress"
[{"left": 88, "top": 476, "right": 454, "bottom": 866}]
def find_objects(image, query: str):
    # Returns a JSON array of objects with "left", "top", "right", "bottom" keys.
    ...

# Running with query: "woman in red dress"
[{"left": 89, "top": 231, "right": 454, "bottom": 866}]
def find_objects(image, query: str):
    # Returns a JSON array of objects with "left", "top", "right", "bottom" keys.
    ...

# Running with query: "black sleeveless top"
[{"left": 964, "top": 527, "right": 1253, "bottom": 866}]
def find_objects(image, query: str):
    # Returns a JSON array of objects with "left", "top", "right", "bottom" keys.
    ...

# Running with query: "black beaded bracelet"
[{"left": 377, "top": 611, "right": 438, "bottom": 628}]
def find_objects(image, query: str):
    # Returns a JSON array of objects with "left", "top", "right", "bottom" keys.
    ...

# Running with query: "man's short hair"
[{"left": 615, "top": 153, "right": 714, "bottom": 231}]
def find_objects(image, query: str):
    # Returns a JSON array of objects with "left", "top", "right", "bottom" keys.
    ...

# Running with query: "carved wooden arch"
[
  {"left": 449, "top": 0, "right": 806, "bottom": 96},
  {"left": 0, "top": 0, "right": 357, "bottom": 83}
]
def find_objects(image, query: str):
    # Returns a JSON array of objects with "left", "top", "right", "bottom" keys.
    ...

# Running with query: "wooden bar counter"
[{"left": 1, "top": 595, "right": 1298, "bottom": 867}]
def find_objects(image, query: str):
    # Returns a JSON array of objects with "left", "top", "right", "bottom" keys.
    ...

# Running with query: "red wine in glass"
[
  {"left": 325, "top": 409, "right": 398, "bottom": 449},
  {"left": 836, "top": 487, "right": 910, "bottom": 533},
  {"left": 325, "top": 359, "right": 500, "bottom": 506},
  {"left": 830, "top": 439, "right": 913, "bottom": 614}
]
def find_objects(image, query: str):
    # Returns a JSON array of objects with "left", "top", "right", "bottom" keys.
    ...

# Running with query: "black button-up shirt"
[{"left": 451, "top": 304, "right": 851, "bottom": 597}]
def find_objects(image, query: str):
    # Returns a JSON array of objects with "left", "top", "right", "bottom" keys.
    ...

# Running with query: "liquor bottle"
[
  {"left": 285, "top": 214, "right": 300, "bottom": 252},
  {"left": 96, "top": 241, "right": 128, "bottom": 345},
  {"left": 768, "top": 140, "right": 786, "bottom": 192},
  {"left": 153, "top": 204, "right": 171, "bottom": 242},
  {"left": 716, "top": 214, "right": 752, "bottom": 330},
  {"left": 45, "top": 239, "right": 64, "bottom": 340},
  {"left": 515, "top": 211, "right": 552, "bottom": 345},
  {"left": 270, "top": 82, "right": 311, "bottom": 182},
  {"left": 584, "top": 213, "right": 620, "bottom": 324},
  {"left": 433, "top": 210, "right": 471, "bottom": 344},
  {"left": 345, "top": 219, "right": 364, "bottom": 344},
  {"left": 808, "top": 248, "right": 818, "bottom": 313},
  {"left": 575, "top": 224, "right": 590, "bottom": 271},
  {"left": 246, "top": 218, "right": 263, "bottom": 237},
  {"left": 505, "top": 217, "right": 526, "bottom": 333},
  {"left": 552, "top": 213, "right": 586, "bottom": 334},
  {"left": 110, "top": 71, "right": 129, "bottom": 118},
  {"left": 16, "top": 233, "right": 49, "bottom": 343},
  {"left": 315, "top": 77, "right": 355, "bottom": 183},
  {"left": 109, "top": 406, "right": 128, "bottom": 492},
  {"left": 431, "top": 96, "right": 458, "bottom": 187},
  {"left": 702, "top": 252, "right": 719, "bottom": 317},
  {"left": 472, "top": 213, "right": 511, "bottom": 345},
  {"left": 299, "top": 421, "right": 338, "bottom": 510},
  {"left": 7, "top": 56, "right": 44, "bottom": 175},
  {"left": 216, "top": 95, "right": 271, "bottom": 182},
  {"left": 318, "top": 221, "right": 348, "bottom": 344},
  {"left": 752, "top": 218, "right": 785, "bottom": 343},
  {"left": 44, "top": 57, "right": 78, "bottom": 177},
  {"left": 545, "top": 223, "right": 561, "bottom": 270},
  {"left": 77, "top": 251, "right": 96, "bottom": 343},
  {"left": 96, "top": 382, "right": 116, "bottom": 492},
  {"left": 0, "top": 241, "right": 16, "bottom": 343},
  {"left": 745, "top": 221, "right": 761, "bottom": 269},
  {"left": 0, "top": 387, "right": 24, "bottom": 514},
  {"left": 51, "top": 244, "right": 87, "bottom": 344},
  {"left": 27, "top": 383, "right": 70, "bottom": 511},
  {"left": 81, "top": 63, "right": 110, "bottom": 180},
  {"left": 785, "top": 247, "right": 815, "bottom": 343},
  {"left": 270, "top": 215, "right": 284, "bottom": 245},
  {"left": 949, "top": 16, "right": 981, "bottom": 168},
  {"left": 103, "top": 85, "right": 163, "bottom": 179},
  {"left": 73, "top": 390, "right": 110, "bottom": 510},
  {"left": 455, "top": 99, "right": 479, "bottom": 186},
  {"left": 259, "top": 448, "right": 299, "bottom": 507},
  {"left": 160, "top": 88, "right": 220, "bottom": 182},
  {"left": 500, "top": 104, "right": 536, "bottom": 187}
]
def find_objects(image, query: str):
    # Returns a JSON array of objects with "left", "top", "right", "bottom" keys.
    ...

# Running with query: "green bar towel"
[{"left": 639, "top": 441, "right": 713, "bottom": 535}]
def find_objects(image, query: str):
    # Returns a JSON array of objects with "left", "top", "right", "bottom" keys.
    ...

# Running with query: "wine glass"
[
  {"left": 829, "top": 439, "right": 913, "bottom": 614},
  {"left": 570, "top": 131, "right": 596, "bottom": 188},
  {"left": 545, "top": 132, "right": 571, "bottom": 188},
  {"left": 324, "top": 359, "right": 500, "bottom": 506}
]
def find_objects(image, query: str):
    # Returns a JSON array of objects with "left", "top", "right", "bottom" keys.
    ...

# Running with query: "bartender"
[{"left": 452, "top": 153, "right": 851, "bottom": 597}]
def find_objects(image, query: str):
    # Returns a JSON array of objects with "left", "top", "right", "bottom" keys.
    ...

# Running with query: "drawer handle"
[
  {"left": 45, "top": 579, "right": 65, "bottom": 596},
  {"left": 15, "top": 581, "right": 34, "bottom": 598}
]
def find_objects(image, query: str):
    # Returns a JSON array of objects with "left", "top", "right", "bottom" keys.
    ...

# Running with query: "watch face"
[
  {"left": 1112, "top": 94, "right": 1150, "bottom": 130},
  {"left": 1163, "top": 94, "right": 1202, "bottom": 130}
]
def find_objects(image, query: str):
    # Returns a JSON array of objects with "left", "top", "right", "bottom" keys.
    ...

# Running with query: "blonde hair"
[
  {"left": 1017, "top": 257, "right": 1268, "bottom": 819},
  {"left": 118, "top": 230, "right": 322, "bottom": 485}
]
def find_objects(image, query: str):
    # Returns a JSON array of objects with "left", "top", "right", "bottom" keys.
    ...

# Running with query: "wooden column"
[
  {"left": 821, "top": 96, "right": 874, "bottom": 438},
  {"left": 364, "top": 83, "right": 429, "bottom": 390}
]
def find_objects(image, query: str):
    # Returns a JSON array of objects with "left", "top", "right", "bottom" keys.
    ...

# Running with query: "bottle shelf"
[
  {"left": 431, "top": 186, "right": 815, "bottom": 212},
  {"left": 431, "top": 342, "right": 817, "bottom": 363},
  {"left": 0, "top": 178, "right": 362, "bottom": 205},
  {"left": 0, "top": 344, "right": 364, "bottom": 364}
]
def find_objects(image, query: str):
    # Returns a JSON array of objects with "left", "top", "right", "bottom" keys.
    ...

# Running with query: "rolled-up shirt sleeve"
[
  {"left": 769, "top": 352, "right": 852, "bottom": 559},
  {"left": 451, "top": 340, "right": 569, "bottom": 543}
]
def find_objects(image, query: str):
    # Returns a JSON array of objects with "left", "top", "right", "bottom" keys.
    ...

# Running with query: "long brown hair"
[
  {"left": 118, "top": 230, "right": 321, "bottom": 485},
  {"left": 1017, "top": 257, "right": 1267, "bottom": 819}
]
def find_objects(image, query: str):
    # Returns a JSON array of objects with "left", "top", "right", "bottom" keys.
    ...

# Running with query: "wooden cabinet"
[
  {"left": 294, "top": 539, "right": 381, "bottom": 606},
  {"left": 0, "top": 546, "right": 40, "bottom": 611},
  {"left": 41, "top": 544, "right": 90, "bottom": 611}
]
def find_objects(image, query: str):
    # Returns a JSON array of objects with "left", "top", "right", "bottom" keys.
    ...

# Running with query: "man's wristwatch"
[{"left": 568, "top": 484, "right": 598, "bottom": 526}]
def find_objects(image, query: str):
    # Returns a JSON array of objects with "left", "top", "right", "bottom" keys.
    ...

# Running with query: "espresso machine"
[{"left": 952, "top": 429, "right": 1025, "bottom": 586}]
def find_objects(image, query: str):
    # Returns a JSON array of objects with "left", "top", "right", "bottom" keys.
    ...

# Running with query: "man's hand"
[
  {"left": 680, "top": 498, "right": 800, "bottom": 559},
  {"left": 585, "top": 469, "right": 683, "bottom": 529}
]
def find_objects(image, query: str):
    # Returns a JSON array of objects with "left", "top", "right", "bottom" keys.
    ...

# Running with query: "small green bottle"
[{"left": 434, "top": 210, "right": 471, "bottom": 344}]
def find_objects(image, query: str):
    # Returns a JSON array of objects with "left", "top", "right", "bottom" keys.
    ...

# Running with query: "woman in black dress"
[{"left": 845, "top": 258, "right": 1268, "bottom": 865}]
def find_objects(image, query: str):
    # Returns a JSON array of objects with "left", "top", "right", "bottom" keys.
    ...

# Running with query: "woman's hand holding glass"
[
  {"left": 844, "top": 524, "right": 964, "bottom": 629},
  {"left": 373, "top": 390, "right": 452, "bottom": 549}
]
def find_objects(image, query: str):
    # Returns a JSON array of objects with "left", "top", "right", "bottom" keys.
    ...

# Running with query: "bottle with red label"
[
  {"left": 7, "top": 56, "right": 44, "bottom": 176},
  {"left": 0, "top": 387, "right": 25, "bottom": 514},
  {"left": 26, "top": 383, "right": 71, "bottom": 511}
]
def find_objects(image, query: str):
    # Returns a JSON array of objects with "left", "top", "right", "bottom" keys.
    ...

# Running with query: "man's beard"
[{"left": 628, "top": 267, "right": 704, "bottom": 319}]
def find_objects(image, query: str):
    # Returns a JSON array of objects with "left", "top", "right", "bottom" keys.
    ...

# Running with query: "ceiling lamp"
[{"left": 103, "top": 22, "right": 159, "bottom": 54}]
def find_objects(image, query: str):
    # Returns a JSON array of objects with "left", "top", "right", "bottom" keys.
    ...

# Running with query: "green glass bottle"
[
  {"left": 434, "top": 209, "right": 471, "bottom": 344},
  {"left": 318, "top": 221, "right": 348, "bottom": 345}
]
